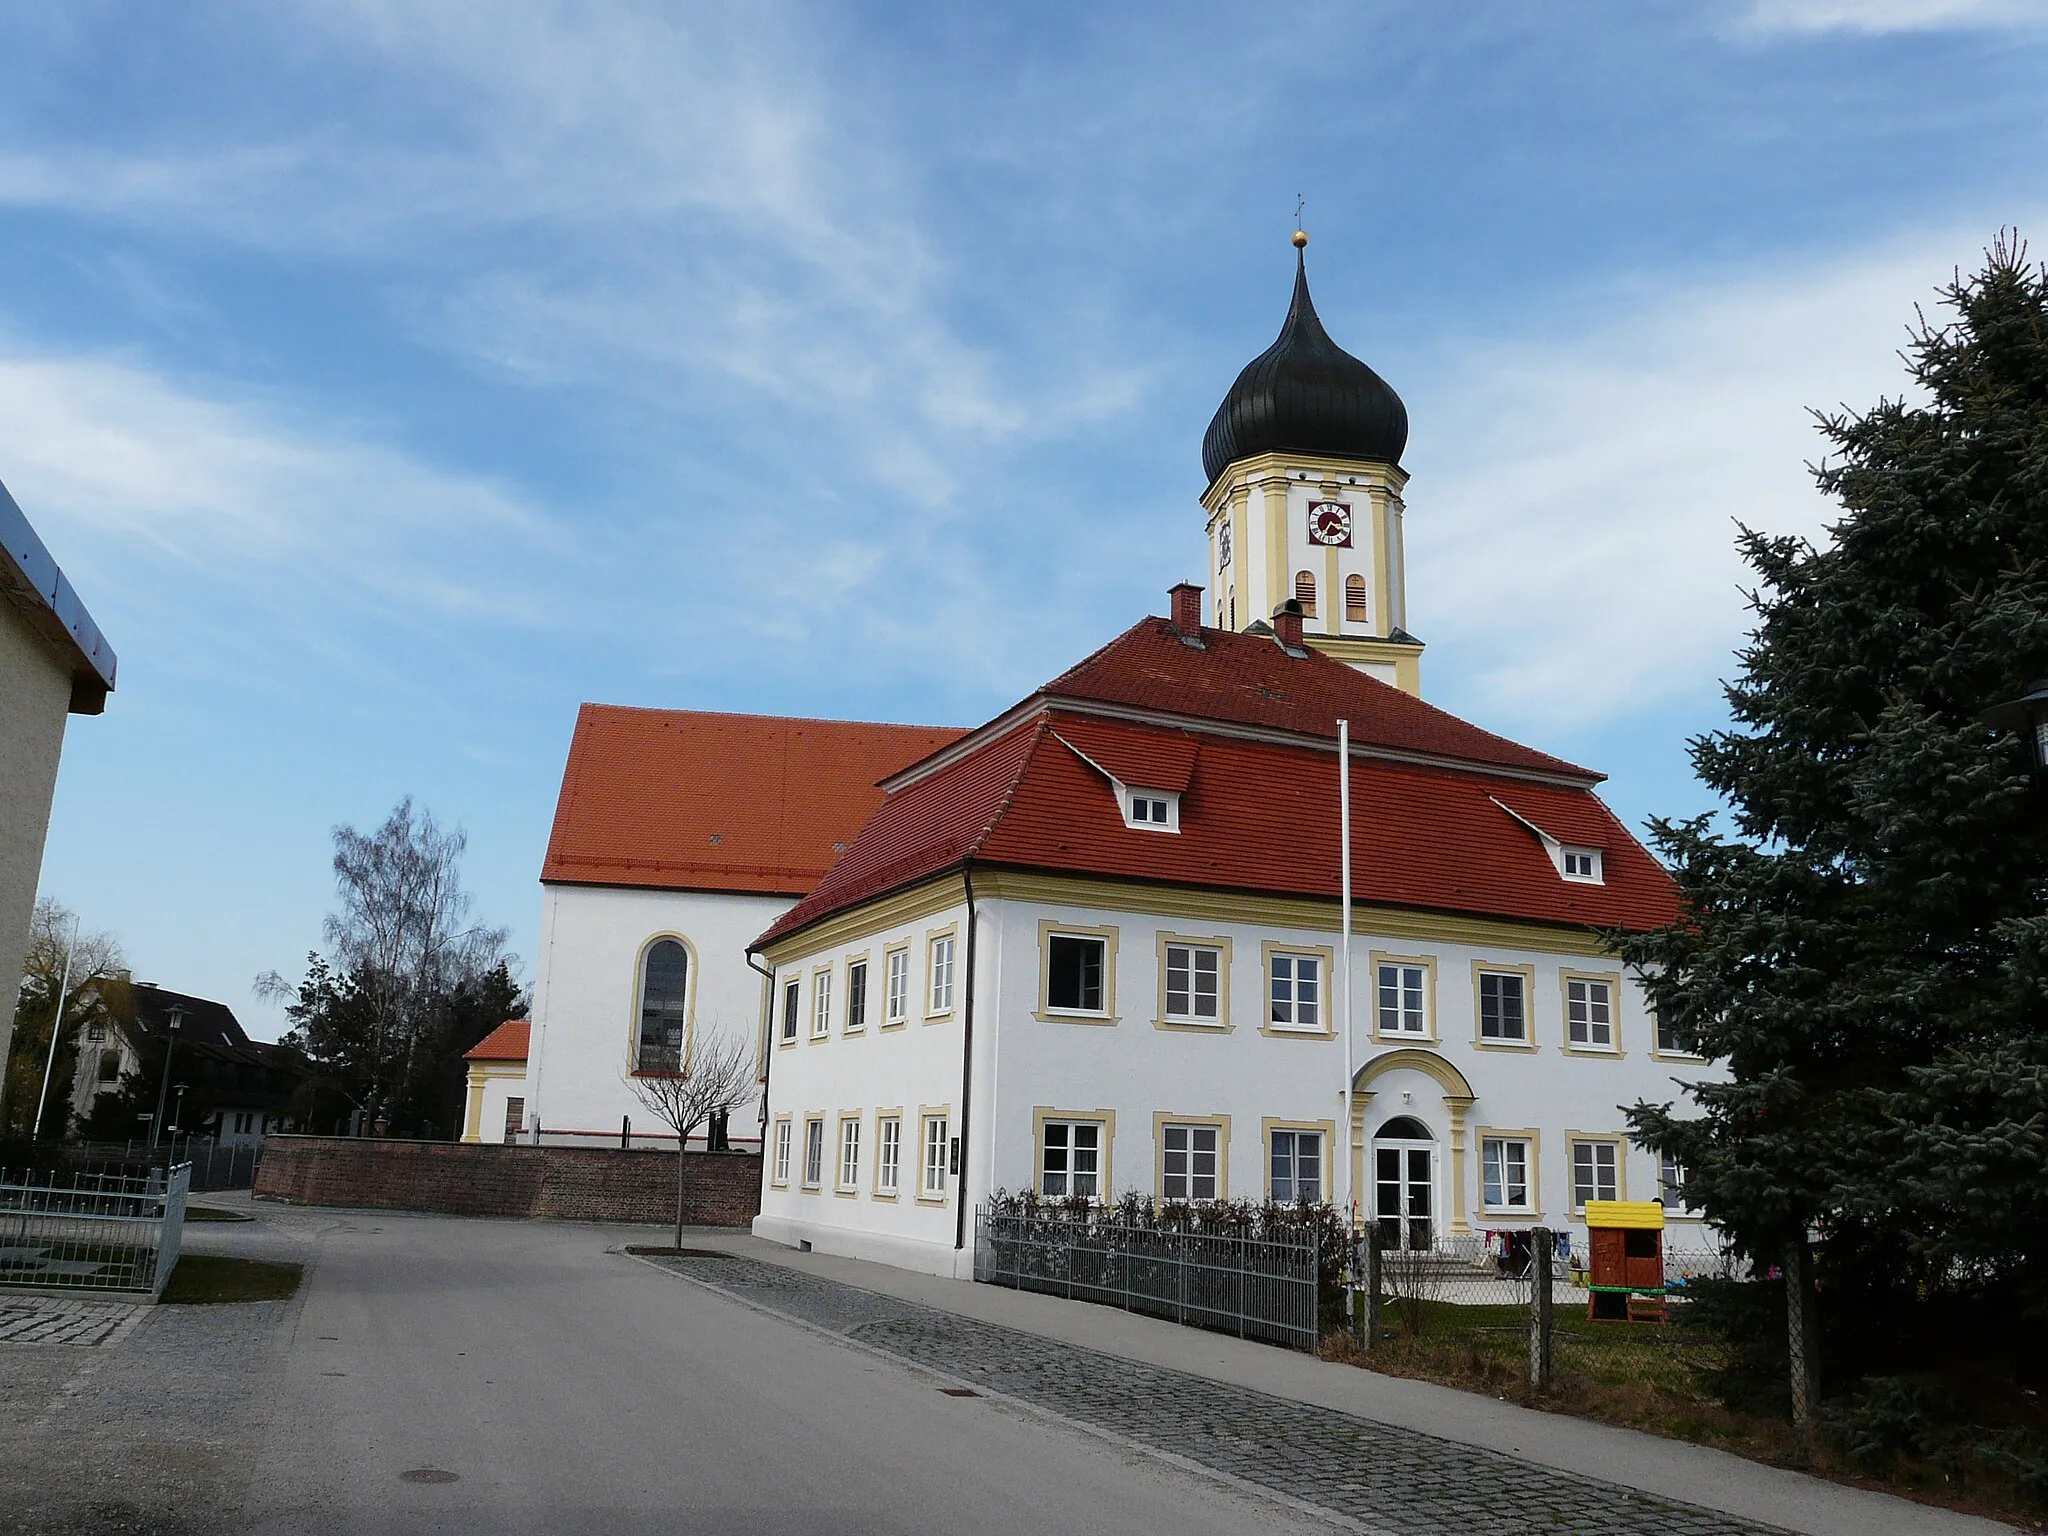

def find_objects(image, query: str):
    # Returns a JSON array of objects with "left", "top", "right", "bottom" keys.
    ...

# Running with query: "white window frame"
[
  {"left": 838, "top": 1116, "right": 861, "bottom": 1192},
  {"left": 1560, "top": 847, "right": 1604, "bottom": 883},
  {"left": 1566, "top": 976, "right": 1616, "bottom": 1051},
  {"left": 1267, "top": 950, "right": 1323, "bottom": 1032},
  {"left": 845, "top": 959, "right": 868, "bottom": 1033},
  {"left": 1039, "top": 1119, "right": 1105, "bottom": 1199},
  {"left": 802, "top": 1118, "right": 825, "bottom": 1190},
  {"left": 772, "top": 1119, "right": 792, "bottom": 1186},
  {"left": 812, "top": 970, "right": 833, "bottom": 1039},
  {"left": 921, "top": 1114, "right": 950, "bottom": 1200},
  {"left": 1659, "top": 1152, "right": 1689, "bottom": 1212},
  {"left": 928, "top": 935, "right": 956, "bottom": 1016},
  {"left": 876, "top": 1116, "right": 902, "bottom": 1196},
  {"left": 1654, "top": 1008, "right": 1702, "bottom": 1059},
  {"left": 884, "top": 946, "right": 910, "bottom": 1026},
  {"left": 1481, "top": 1136, "right": 1533, "bottom": 1211},
  {"left": 1045, "top": 932, "right": 1109, "bottom": 1015},
  {"left": 1269, "top": 1129, "right": 1323, "bottom": 1204},
  {"left": 1162, "top": 942, "right": 1222, "bottom": 1025},
  {"left": 1376, "top": 961, "right": 1428, "bottom": 1038},
  {"left": 780, "top": 978, "right": 800, "bottom": 1044},
  {"left": 1570, "top": 1139, "right": 1620, "bottom": 1210},
  {"left": 1477, "top": 969, "right": 1529, "bottom": 1043},
  {"left": 1121, "top": 786, "right": 1180, "bottom": 832},
  {"left": 1160, "top": 1122, "right": 1221, "bottom": 1202}
]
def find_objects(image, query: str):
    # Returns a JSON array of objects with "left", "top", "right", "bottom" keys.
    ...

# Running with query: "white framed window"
[
  {"left": 885, "top": 947, "right": 910, "bottom": 1025},
  {"left": 1571, "top": 1140, "right": 1619, "bottom": 1209},
  {"left": 921, "top": 1114, "right": 949, "bottom": 1199},
  {"left": 1561, "top": 847, "right": 1603, "bottom": 883},
  {"left": 1566, "top": 977, "right": 1615, "bottom": 1050},
  {"left": 780, "top": 979, "right": 800, "bottom": 1044},
  {"left": 1046, "top": 934, "right": 1107, "bottom": 1013},
  {"left": 928, "top": 935, "right": 956, "bottom": 1015},
  {"left": 1040, "top": 1120, "right": 1104, "bottom": 1199},
  {"left": 1269, "top": 1130, "right": 1322, "bottom": 1203},
  {"left": 1163, "top": 944, "right": 1221, "bottom": 1024},
  {"left": 1122, "top": 787, "right": 1180, "bottom": 831},
  {"left": 1268, "top": 952, "right": 1322, "bottom": 1030},
  {"left": 846, "top": 960, "right": 868, "bottom": 1032},
  {"left": 1376, "top": 962, "right": 1427, "bottom": 1037},
  {"left": 1161, "top": 1123, "right": 1220, "bottom": 1202},
  {"left": 1654, "top": 1009, "right": 1700, "bottom": 1057},
  {"left": 812, "top": 971, "right": 833, "bottom": 1039},
  {"left": 1659, "top": 1153, "right": 1688, "bottom": 1211},
  {"left": 1482, "top": 1137, "right": 1532, "bottom": 1210},
  {"left": 838, "top": 1117, "right": 861, "bottom": 1191},
  {"left": 877, "top": 1116, "right": 902, "bottom": 1195},
  {"left": 772, "top": 1120, "right": 792, "bottom": 1186},
  {"left": 1478, "top": 971, "right": 1527, "bottom": 1043},
  {"left": 803, "top": 1118, "right": 825, "bottom": 1189}
]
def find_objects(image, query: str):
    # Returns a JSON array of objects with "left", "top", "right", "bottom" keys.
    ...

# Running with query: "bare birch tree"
[{"left": 625, "top": 1031, "right": 755, "bottom": 1248}]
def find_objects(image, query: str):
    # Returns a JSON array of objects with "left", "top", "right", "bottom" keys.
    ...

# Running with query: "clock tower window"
[
  {"left": 1345, "top": 574, "right": 1368, "bottom": 624},
  {"left": 1294, "top": 571, "right": 1317, "bottom": 619}
]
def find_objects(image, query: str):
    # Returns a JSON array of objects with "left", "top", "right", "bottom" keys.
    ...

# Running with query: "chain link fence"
[{"left": 0, "top": 1162, "right": 190, "bottom": 1296}]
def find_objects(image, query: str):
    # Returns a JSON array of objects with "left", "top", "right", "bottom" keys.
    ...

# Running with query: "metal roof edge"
[{"left": 0, "top": 476, "right": 117, "bottom": 710}]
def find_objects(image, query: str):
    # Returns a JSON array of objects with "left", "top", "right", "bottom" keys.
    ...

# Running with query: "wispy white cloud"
[
  {"left": 1407, "top": 228, "right": 2021, "bottom": 732},
  {"left": 1739, "top": 0, "right": 2048, "bottom": 34}
]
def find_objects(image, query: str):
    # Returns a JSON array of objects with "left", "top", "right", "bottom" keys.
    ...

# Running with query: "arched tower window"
[
  {"left": 637, "top": 938, "right": 689, "bottom": 1074},
  {"left": 1345, "top": 574, "right": 1368, "bottom": 625},
  {"left": 1294, "top": 570, "right": 1317, "bottom": 618}
]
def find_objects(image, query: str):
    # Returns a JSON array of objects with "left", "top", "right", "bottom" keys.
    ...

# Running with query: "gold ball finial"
[{"left": 1292, "top": 228, "right": 1309, "bottom": 249}]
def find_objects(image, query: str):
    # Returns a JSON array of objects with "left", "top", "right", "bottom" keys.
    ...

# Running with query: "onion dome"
[{"left": 1202, "top": 238, "right": 1408, "bottom": 487}]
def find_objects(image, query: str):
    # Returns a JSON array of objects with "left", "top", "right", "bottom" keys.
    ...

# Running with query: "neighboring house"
[
  {"left": 460, "top": 1019, "right": 530, "bottom": 1143},
  {"left": 522, "top": 708, "right": 960, "bottom": 1151},
  {"left": 0, "top": 477, "right": 116, "bottom": 1126},
  {"left": 746, "top": 247, "right": 1716, "bottom": 1278},
  {"left": 69, "top": 982, "right": 305, "bottom": 1147}
]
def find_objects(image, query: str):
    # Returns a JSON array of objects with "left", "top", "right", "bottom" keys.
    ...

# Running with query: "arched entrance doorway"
[{"left": 1372, "top": 1115, "right": 1436, "bottom": 1251}]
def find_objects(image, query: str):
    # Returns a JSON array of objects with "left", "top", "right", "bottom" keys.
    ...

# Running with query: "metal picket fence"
[
  {"left": 72, "top": 1138, "right": 259, "bottom": 1192},
  {"left": 0, "top": 1162, "right": 190, "bottom": 1297},
  {"left": 975, "top": 1203, "right": 1320, "bottom": 1350}
]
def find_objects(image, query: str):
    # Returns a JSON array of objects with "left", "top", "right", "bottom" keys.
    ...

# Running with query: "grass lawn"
[
  {"left": 160, "top": 1254, "right": 302, "bottom": 1304},
  {"left": 183, "top": 1205, "right": 251, "bottom": 1222}
]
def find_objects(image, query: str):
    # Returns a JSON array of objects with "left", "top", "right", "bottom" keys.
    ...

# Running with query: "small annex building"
[
  {"left": 744, "top": 238, "right": 1718, "bottom": 1278},
  {"left": 518, "top": 706, "right": 960, "bottom": 1151}
]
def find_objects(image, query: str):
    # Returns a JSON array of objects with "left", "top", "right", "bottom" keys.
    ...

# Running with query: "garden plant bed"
[{"left": 1322, "top": 1302, "right": 2048, "bottom": 1531}]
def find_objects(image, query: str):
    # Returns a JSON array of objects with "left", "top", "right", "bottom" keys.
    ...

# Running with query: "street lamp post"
[
  {"left": 149, "top": 1004, "right": 185, "bottom": 1152},
  {"left": 170, "top": 1083, "right": 188, "bottom": 1141},
  {"left": 1985, "top": 679, "right": 2048, "bottom": 776}
]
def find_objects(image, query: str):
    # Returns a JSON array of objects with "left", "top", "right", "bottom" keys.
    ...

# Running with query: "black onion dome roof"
[{"left": 1202, "top": 251, "right": 1408, "bottom": 486}]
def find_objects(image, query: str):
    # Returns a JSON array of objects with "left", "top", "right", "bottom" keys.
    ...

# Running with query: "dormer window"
[
  {"left": 1561, "top": 847, "right": 1603, "bottom": 883},
  {"left": 1123, "top": 788, "right": 1179, "bottom": 832}
]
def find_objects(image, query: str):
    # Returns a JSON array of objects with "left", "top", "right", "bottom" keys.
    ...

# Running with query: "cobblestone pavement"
[
  {"left": 0, "top": 1295, "right": 149, "bottom": 1347},
  {"left": 645, "top": 1251, "right": 1788, "bottom": 1536}
]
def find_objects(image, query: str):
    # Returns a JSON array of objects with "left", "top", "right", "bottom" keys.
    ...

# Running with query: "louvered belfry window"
[
  {"left": 1346, "top": 574, "right": 1368, "bottom": 623},
  {"left": 1294, "top": 570, "right": 1317, "bottom": 617}
]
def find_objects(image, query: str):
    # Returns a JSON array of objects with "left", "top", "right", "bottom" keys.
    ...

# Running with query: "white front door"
[{"left": 1373, "top": 1139, "right": 1436, "bottom": 1251}]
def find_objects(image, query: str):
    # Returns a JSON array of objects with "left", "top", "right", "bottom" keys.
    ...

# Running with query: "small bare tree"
[{"left": 625, "top": 1032, "right": 755, "bottom": 1248}]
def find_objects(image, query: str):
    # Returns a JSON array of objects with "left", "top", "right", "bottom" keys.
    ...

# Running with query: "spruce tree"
[{"left": 1623, "top": 238, "right": 2048, "bottom": 1319}]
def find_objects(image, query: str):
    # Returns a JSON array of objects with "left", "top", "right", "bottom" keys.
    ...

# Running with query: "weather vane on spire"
[{"left": 1293, "top": 193, "right": 1308, "bottom": 250}]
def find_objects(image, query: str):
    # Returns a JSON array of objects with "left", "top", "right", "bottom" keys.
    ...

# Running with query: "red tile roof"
[
  {"left": 465, "top": 1019, "right": 530, "bottom": 1062},
  {"left": 542, "top": 706, "right": 964, "bottom": 895},
  {"left": 756, "top": 618, "right": 1675, "bottom": 950}
]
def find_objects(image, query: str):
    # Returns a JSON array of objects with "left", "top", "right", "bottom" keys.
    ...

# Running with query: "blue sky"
[{"left": 6, "top": 0, "right": 2046, "bottom": 1037}]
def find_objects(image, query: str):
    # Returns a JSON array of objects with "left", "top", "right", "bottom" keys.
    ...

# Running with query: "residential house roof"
[
  {"left": 540, "top": 706, "right": 963, "bottom": 896},
  {"left": 0, "top": 476, "right": 116, "bottom": 712}
]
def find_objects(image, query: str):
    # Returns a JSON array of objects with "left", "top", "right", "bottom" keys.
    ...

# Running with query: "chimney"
[
  {"left": 1169, "top": 582, "right": 1204, "bottom": 635},
  {"left": 1272, "top": 599, "right": 1305, "bottom": 652}
]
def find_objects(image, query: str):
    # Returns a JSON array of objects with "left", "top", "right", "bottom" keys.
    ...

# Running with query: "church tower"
[{"left": 1201, "top": 232, "right": 1423, "bottom": 694}]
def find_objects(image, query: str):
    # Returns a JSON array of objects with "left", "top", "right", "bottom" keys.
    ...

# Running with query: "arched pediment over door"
[{"left": 1350, "top": 1047, "right": 1479, "bottom": 1235}]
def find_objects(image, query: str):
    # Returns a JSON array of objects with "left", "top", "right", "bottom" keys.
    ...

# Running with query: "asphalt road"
[{"left": 237, "top": 1212, "right": 1336, "bottom": 1536}]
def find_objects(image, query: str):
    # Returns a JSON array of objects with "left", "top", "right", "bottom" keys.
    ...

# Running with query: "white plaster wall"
[
  {"left": 464, "top": 1067, "right": 529, "bottom": 1145},
  {"left": 0, "top": 602, "right": 71, "bottom": 1105},
  {"left": 753, "top": 896, "right": 976, "bottom": 1277},
  {"left": 527, "top": 884, "right": 786, "bottom": 1150}
]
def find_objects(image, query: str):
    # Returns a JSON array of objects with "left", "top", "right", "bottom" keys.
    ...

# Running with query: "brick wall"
[{"left": 253, "top": 1135, "right": 761, "bottom": 1226}]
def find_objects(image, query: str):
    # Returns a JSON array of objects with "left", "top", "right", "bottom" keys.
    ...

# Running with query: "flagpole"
[{"left": 1338, "top": 718, "right": 1354, "bottom": 1232}]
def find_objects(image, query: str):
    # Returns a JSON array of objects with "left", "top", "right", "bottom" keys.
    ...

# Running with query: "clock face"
[
  {"left": 1217, "top": 520, "right": 1232, "bottom": 568},
  {"left": 1308, "top": 500, "right": 1353, "bottom": 547}
]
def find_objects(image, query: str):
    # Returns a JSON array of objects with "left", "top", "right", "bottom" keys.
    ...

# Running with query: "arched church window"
[
  {"left": 1294, "top": 570, "right": 1317, "bottom": 618},
  {"left": 1346, "top": 574, "right": 1368, "bottom": 624},
  {"left": 637, "top": 938, "right": 689, "bottom": 1074}
]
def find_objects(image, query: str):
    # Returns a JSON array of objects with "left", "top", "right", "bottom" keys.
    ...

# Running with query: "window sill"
[
  {"left": 1373, "top": 1030, "right": 1436, "bottom": 1045},
  {"left": 872, "top": 1188, "right": 900, "bottom": 1201},
  {"left": 1033, "top": 1009, "right": 1118, "bottom": 1026},
  {"left": 922, "top": 1010, "right": 957, "bottom": 1025},
  {"left": 629, "top": 1069, "right": 686, "bottom": 1080},
  {"left": 1153, "top": 1016, "right": 1231, "bottom": 1033},
  {"left": 1561, "top": 1044, "right": 1626, "bottom": 1060},
  {"left": 1650, "top": 1048, "right": 1708, "bottom": 1063},
  {"left": 1474, "top": 1037, "right": 1538, "bottom": 1052},
  {"left": 915, "top": 1192, "right": 950, "bottom": 1206},
  {"left": 1480, "top": 1206, "right": 1542, "bottom": 1220},
  {"left": 1259, "top": 1021, "right": 1334, "bottom": 1039}
]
